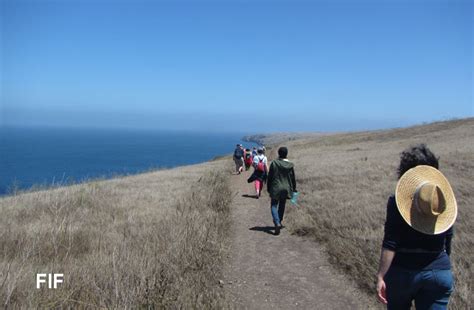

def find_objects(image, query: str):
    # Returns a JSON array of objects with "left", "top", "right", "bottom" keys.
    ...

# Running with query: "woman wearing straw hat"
[{"left": 376, "top": 144, "right": 457, "bottom": 309}]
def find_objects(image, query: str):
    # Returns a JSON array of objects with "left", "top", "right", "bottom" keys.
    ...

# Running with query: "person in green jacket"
[{"left": 267, "top": 146, "right": 297, "bottom": 235}]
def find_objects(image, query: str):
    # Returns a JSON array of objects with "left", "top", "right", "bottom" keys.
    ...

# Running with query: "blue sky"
[{"left": 1, "top": 0, "right": 472, "bottom": 132}]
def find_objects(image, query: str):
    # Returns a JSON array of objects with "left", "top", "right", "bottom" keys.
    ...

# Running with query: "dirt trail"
[{"left": 223, "top": 169, "right": 376, "bottom": 309}]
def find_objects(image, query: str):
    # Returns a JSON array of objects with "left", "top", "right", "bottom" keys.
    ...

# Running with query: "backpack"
[
  {"left": 256, "top": 157, "right": 265, "bottom": 172},
  {"left": 234, "top": 148, "right": 244, "bottom": 158}
]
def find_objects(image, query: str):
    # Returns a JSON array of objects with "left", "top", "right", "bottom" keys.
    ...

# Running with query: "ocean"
[{"left": 0, "top": 127, "right": 258, "bottom": 195}]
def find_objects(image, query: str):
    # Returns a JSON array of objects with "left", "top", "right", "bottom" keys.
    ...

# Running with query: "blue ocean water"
[{"left": 0, "top": 127, "right": 258, "bottom": 195}]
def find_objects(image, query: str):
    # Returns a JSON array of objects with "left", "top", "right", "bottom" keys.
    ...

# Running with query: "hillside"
[
  {"left": 276, "top": 117, "right": 473, "bottom": 308},
  {"left": 244, "top": 118, "right": 472, "bottom": 147},
  {"left": 242, "top": 132, "right": 331, "bottom": 146},
  {"left": 0, "top": 160, "right": 233, "bottom": 307},
  {"left": 1, "top": 118, "right": 472, "bottom": 308}
]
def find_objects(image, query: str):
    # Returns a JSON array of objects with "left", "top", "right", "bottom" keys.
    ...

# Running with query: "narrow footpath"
[{"left": 223, "top": 168, "right": 377, "bottom": 310}]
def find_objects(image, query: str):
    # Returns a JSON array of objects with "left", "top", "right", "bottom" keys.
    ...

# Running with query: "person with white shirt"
[{"left": 247, "top": 147, "right": 268, "bottom": 198}]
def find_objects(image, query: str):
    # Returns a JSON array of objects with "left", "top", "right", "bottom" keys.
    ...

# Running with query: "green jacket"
[{"left": 267, "top": 158, "right": 297, "bottom": 200}]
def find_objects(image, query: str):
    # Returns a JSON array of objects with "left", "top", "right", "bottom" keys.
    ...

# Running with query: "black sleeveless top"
[{"left": 382, "top": 196, "right": 453, "bottom": 270}]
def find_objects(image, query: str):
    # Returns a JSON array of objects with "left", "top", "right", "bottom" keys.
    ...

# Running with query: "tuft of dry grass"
[
  {"left": 0, "top": 160, "right": 232, "bottom": 308},
  {"left": 281, "top": 118, "right": 474, "bottom": 309}
]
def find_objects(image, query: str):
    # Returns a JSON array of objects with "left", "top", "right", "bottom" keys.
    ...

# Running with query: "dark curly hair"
[{"left": 398, "top": 144, "right": 439, "bottom": 179}]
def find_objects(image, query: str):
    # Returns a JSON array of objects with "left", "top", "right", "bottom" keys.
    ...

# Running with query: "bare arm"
[{"left": 376, "top": 248, "right": 395, "bottom": 304}]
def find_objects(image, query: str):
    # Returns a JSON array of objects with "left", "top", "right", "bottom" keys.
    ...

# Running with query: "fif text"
[{"left": 36, "top": 273, "right": 64, "bottom": 289}]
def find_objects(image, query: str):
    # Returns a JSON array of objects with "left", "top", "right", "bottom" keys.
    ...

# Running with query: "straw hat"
[{"left": 395, "top": 165, "right": 457, "bottom": 235}]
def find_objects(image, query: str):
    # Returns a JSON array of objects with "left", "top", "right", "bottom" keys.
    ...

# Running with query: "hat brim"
[{"left": 395, "top": 165, "right": 457, "bottom": 235}]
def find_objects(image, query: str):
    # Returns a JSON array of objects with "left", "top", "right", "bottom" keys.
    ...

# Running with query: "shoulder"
[
  {"left": 387, "top": 195, "right": 396, "bottom": 207},
  {"left": 269, "top": 159, "right": 279, "bottom": 169},
  {"left": 445, "top": 225, "right": 454, "bottom": 237},
  {"left": 282, "top": 158, "right": 295, "bottom": 168},
  {"left": 385, "top": 194, "right": 404, "bottom": 224},
  {"left": 386, "top": 195, "right": 397, "bottom": 213}
]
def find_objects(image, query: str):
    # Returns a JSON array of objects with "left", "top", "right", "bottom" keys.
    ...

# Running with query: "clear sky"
[{"left": 1, "top": 0, "right": 472, "bottom": 132}]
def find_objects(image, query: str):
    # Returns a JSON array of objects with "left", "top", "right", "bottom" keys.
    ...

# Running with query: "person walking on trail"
[
  {"left": 252, "top": 147, "right": 258, "bottom": 157},
  {"left": 233, "top": 144, "right": 245, "bottom": 174},
  {"left": 267, "top": 146, "right": 296, "bottom": 236},
  {"left": 247, "top": 147, "right": 268, "bottom": 198},
  {"left": 244, "top": 148, "right": 253, "bottom": 171},
  {"left": 376, "top": 144, "right": 457, "bottom": 309}
]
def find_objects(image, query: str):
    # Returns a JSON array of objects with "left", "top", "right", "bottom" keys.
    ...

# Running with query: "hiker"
[
  {"left": 233, "top": 144, "right": 245, "bottom": 174},
  {"left": 376, "top": 144, "right": 457, "bottom": 309},
  {"left": 247, "top": 147, "right": 268, "bottom": 198},
  {"left": 252, "top": 147, "right": 258, "bottom": 157},
  {"left": 267, "top": 146, "right": 297, "bottom": 235},
  {"left": 244, "top": 148, "right": 253, "bottom": 171}
]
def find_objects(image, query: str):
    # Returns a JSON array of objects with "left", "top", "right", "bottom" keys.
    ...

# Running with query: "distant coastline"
[
  {"left": 0, "top": 127, "right": 258, "bottom": 195},
  {"left": 241, "top": 134, "right": 268, "bottom": 145},
  {"left": 242, "top": 132, "right": 330, "bottom": 146},
  {"left": 242, "top": 118, "right": 473, "bottom": 146}
]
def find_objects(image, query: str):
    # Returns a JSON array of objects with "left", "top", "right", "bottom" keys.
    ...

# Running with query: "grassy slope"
[
  {"left": 280, "top": 118, "right": 473, "bottom": 309},
  {"left": 0, "top": 159, "right": 233, "bottom": 308},
  {"left": 1, "top": 118, "right": 472, "bottom": 307}
]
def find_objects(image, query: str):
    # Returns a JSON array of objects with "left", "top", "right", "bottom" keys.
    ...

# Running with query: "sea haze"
[{"left": 0, "top": 126, "right": 258, "bottom": 195}]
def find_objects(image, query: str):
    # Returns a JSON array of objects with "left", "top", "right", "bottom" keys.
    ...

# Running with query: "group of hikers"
[
  {"left": 233, "top": 142, "right": 458, "bottom": 309},
  {"left": 233, "top": 143, "right": 296, "bottom": 236}
]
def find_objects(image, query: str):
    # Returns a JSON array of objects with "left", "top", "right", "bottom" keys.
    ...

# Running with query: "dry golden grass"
[
  {"left": 0, "top": 160, "right": 232, "bottom": 308},
  {"left": 1, "top": 119, "right": 471, "bottom": 308},
  {"left": 280, "top": 118, "right": 473, "bottom": 309}
]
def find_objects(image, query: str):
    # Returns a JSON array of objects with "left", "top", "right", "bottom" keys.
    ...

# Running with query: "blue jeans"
[
  {"left": 385, "top": 267, "right": 453, "bottom": 310},
  {"left": 271, "top": 198, "right": 286, "bottom": 226}
]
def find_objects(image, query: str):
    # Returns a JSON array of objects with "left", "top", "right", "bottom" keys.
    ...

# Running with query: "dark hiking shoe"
[{"left": 274, "top": 226, "right": 281, "bottom": 236}]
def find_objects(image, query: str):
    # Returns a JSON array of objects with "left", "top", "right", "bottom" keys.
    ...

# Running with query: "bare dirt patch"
[{"left": 224, "top": 169, "right": 377, "bottom": 309}]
